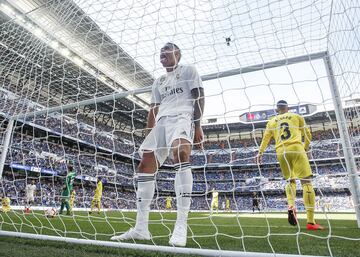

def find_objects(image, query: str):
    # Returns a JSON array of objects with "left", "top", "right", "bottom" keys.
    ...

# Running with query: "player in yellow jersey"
[
  {"left": 225, "top": 197, "right": 231, "bottom": 212},
  {"left": 69, "top": 188, "right": 76, "bottom": 212},
  {"left": 256, "top": 100, "right": 324, "bottom": 230},
  {"left": 90, "top": 177, "right": 103, "bottom": 214},
  {"left": 0, "top": 194, "right": 11, "bottom": 213},
  {"left": 165, "top": 196, "right": 172, "bottom": 210},
  {"left": 210, "top": 189, "right": 219, "bottom": 213}
]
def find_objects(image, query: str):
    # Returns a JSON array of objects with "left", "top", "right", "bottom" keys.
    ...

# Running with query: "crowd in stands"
[
  {"left": 7, "top": 132, "right": 352, "bottom": 190},
  {"left": 0, "top": 174, "right": 353, "bottom": 211},
  {"left": 29, "top": 115, "right": 136, "bottom": 155},
  {"left": 0, "top": 89, "right": 36, "bottom": 116},
  {"left": 0, "top": 174, "right": 137, "bottom": 210},
  {"left": 156, "top": 172, "right": 350, "bottom": 192},
  {"left": 157, "top": 164, "right": 346, "bottom": 182},
  {"left": 9, "top": 129, "right": 358, "bottom": 170},
  {"left": 190, "top": 140, "right": 354, "bottom": 166},
  {"left": 74, "top": 113, "right": 144, "bottom": 146},
  {"left": 8, "top": 112, "right": 360, "bottom": 165},
  {"left": 202, "top": 129, "right": 343, "bottom": 150},
  {"left": 5, "top": 128, "right": 353, "bottom": 194},
  {"left": 9, "top": 131, "right": 136, "bottom": 177},
  {"left": 0, "top": 102, "right": 358, "bottom": 213}
]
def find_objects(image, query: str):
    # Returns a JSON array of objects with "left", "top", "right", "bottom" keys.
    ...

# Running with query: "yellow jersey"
[
  {"left": 166, "top": 197, "right": 172, "bottom": 209},
  {"left": 259, "top": 112, "right": 311, "bottom": 153},
  {"left": 212, "top": 191, "right": 219, "bottom": 201},
  {"left": 94, "top": 181, "right": 103, "bottom": 198},
  {"left": 226, "top": 199, "right": 230, "bottom": 208},
  {"left": 2, "top": 197, "right": 10, "bottom": 207},
  {"left": 1, "top": 197, "right": 11, "bottom": 212}
]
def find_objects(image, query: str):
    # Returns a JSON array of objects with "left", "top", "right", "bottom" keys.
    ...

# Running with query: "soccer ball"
[{"left": 45, "top": 207, "right": 57, "bottom": 218}]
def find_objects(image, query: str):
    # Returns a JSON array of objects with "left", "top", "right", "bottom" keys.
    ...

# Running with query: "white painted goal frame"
[{"left": 1, "top": 51, "right": 359, "bottom": 257}]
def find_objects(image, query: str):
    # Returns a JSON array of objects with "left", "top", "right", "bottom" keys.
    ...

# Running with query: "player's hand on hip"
[
  {"left": 255, "top": 153, "right": 263, "bottom": 165},
  {"left": 193, "top": 126, "right": 204, "bottom": 149}
]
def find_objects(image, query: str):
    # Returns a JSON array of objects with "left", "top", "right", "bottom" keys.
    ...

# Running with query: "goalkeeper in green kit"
[{"left": 59, "top": 161, "right": 76, "bottom": 215}]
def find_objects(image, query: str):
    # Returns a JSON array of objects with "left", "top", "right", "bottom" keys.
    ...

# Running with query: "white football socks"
[
  {"left": 134, "top": 173, "right": 155, "bottom": 232},
  {"left": 134, "top": 162, "right": 192, "bottom": 233},
  {"left": 174, "top": 162, "right": 193, "bottom": 222}
]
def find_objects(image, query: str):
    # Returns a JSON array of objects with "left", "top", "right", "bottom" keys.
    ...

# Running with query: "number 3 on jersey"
[{"left": 280, "top": 122, "right": 291, "bottom": 140}]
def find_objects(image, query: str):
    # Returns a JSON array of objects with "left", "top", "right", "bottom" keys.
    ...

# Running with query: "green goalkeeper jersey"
[{"left": 61, "top": 171, "right": 76, "bottom": 198}]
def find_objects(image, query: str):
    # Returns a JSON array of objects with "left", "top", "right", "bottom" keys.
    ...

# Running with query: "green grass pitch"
[{"left": 0, "top": 211, "right": 359, "bottom": 257}]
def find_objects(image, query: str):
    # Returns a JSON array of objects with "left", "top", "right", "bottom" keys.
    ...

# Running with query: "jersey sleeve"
[
  {"left": 259, "top": 121, "right": 273, "bottom": 154},
  {"left": 299, "top": 115, "right": 312, "bottom": 151},
  {"left": 187, "top": 66, "right": 203, "bottom": 91},
  {"left": 150, "top": 79, "right": 161, "bottom": 104}
]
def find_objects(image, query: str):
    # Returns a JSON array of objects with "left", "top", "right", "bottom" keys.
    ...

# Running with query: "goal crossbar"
[{"left": 13, "top": 51, "right": 327, "bottom": 121}]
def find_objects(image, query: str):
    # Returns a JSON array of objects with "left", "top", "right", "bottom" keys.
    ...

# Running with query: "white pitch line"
[{"left": 205, "top": 212, "right": 357, "bottom": 220}]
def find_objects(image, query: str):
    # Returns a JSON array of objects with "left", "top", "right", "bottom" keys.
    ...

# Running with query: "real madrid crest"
[{"left": 176, "top": 73, "right": 180, "bottom": 80}]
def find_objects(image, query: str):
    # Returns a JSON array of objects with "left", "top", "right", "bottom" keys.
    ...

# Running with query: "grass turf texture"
[{"left": 0, "top": 211, "right": 359, "bottom": 257}]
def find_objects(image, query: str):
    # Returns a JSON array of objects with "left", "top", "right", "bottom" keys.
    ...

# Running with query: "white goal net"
[{"left": 0, "top": 0, "right": 359, "bottom": 256}]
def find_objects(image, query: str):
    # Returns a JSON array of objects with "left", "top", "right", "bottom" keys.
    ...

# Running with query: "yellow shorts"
[
  {"left": 92, "top": 197, "right": 101, "bottom": 202},
  {"left": 276, "top": 144, "right": 312, "bottom": 180},
  {"left": 211, "top": 201, "right": 218, "bottom": 209},
  {"left": 1, "top": 206, "right": 11, "bottom": 213},
  {"left": 166, "top": 203, "right": 172, "bottom": 209}
]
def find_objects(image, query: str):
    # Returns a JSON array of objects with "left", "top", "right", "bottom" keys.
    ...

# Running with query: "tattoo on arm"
[{"left": 191, "top": 87, "right": 205, "bottom": 128}]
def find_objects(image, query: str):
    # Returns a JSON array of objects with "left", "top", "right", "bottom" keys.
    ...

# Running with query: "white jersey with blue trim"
[{"left": 151, "top": 65, "right": 203, "bottom": 120}]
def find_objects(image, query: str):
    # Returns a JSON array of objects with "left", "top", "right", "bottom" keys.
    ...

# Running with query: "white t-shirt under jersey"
[
  {"left": 151, "top": 65, "right": 203, "bottom": 120},
  {"left": 25, "top": 184, "right": 36, "bottom": 197}
]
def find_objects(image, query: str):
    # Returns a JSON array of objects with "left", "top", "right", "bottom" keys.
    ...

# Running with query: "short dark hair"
[
  {"left": 163, "top": 42, "right": 181, "bottom": 62},
  {"left": 164, "top": 42, "right": 180, "bottom": 51},
  {"left": 276, "top": 100, "right": 288, "bottom": 107}
]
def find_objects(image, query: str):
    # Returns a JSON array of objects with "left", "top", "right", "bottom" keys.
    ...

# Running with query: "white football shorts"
[
  {"left": 139, "top": 113, "right": 193, "bottom": 165},
  {"left": 26, "top": 195, "right": 34, "bottom": 202}
]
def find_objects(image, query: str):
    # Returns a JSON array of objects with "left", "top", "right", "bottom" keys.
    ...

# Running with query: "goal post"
[
  {"left": 0, "top": 118, "right": 14, "bottom": 178},
  {"left": 0, "top": 51, "right": 358, "bottom": 253},
  {"left": 325, "top": 0, "right": 360, "bottom": 228},
  {"left": 323, "top": 52, "right": 360, "bottom": 227}
]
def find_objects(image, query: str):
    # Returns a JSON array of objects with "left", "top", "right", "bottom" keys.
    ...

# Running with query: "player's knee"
[
  {"left": 138, "top": 162, "right": 155, "bottom": 173},
  {"left": 301, "top": 182, "right": 313, "bottom": 190},
  {"left": 138, "top": 155, "right": 157, "bottom": 173},
  {"left": 300, "top": 176, "right": 312, "bottom": 185},
  {"left": 173, "top": 148, "right": 190, "bottom": 163}
]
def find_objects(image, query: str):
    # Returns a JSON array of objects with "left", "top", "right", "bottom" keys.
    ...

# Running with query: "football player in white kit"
[
  {"left": 25, "top": 180, "right": 36, "bottom": 208},
  {"left": 111, "top": 43, "right": 205, "bottom": 247}
]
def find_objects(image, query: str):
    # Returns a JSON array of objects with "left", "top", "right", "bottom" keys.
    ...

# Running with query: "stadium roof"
[
  {"left": 0, "top": 1, "right": 154, "bottom": 130},
  {"left": 0, "top": 0, "right": 335, "bottom": 131},
  {"left": 7, "top": 0, "right": 155, "bottom": 94},
  {"left": 72, "top": 0, "right": 331, "bottom": 76}
]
